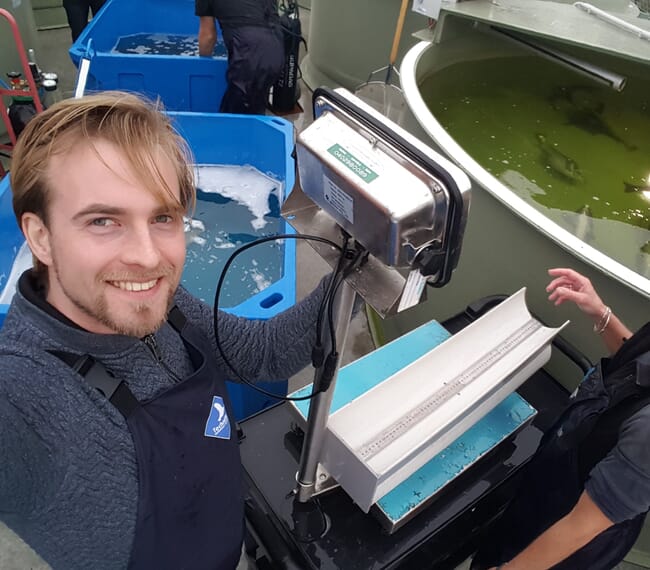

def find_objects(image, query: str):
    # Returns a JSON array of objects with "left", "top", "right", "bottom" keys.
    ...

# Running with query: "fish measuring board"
[
  {"left": 292, "top": 288, "right": 566, "bottom": 513},
  {"left": 357, "top": 320, "right": 541, "bottom": 460}
]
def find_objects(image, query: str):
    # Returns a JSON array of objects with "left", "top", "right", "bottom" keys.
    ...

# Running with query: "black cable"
[
  {"left": 312, "top": 235, "right": 349, "bottom": 368},
  {"left": 213, "top": 233, "right": 345, "bottom": 402},
  {"left": 314, "top": 246, "right": 367, "bottom": 394},
  {"left": 299, "top": 74, "right": 315, "bottom": 95},
  {"left": 326, "top": 245, "right": 365, "bottom": 349},
  {"left": 277, "top": 1, "right": 308, "bottom": 49}
]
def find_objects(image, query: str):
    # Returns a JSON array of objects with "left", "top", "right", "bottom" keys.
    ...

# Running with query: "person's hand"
[{"left": 546, "top": 268, "right": 607, "bottom": 319}]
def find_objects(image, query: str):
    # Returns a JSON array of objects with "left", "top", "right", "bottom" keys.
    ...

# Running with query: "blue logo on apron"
[{"left": 204, "top": 396, "right": 231, "bottom": 440}]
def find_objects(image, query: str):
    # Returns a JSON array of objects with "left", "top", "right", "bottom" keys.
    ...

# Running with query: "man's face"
[{"left": 29, "top": 139, "right": 186, "bottom": 337}]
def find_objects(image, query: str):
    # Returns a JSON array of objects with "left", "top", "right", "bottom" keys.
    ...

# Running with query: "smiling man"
[
  {"left": 0, "top": 92, "right": 325, "bottom": 570},
  {"left": 23, "top": 138, "right": 186, "bottom": 338}
]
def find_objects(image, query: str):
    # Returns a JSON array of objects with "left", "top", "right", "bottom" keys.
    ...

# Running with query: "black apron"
[
  {"left": 52, "top": 307, "right": 244, "bottom": 570},
  {"left": 473, "top": 329, "right": 650, "bottom": 570}
]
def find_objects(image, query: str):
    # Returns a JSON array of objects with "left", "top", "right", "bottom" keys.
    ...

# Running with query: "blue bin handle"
[{"left": 84, "top": 38, "right": 95, "bottom": 59}]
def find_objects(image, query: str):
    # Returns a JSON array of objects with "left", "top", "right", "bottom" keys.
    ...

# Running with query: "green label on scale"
[{"left": 328, "top": 144, "right": 378, "bottom": 183}]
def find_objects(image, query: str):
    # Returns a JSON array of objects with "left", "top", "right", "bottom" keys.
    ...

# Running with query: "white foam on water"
[
  {"left": 0, "top": 241, "right": 32, "bottom": 305},
  {"left": 194, "top": 165, "right": 281, "bottom": 231},
  {"left": 148, "top": 33, "right": 168, "bottom": 42},
  {"left": 249, "top": 268, "right": 272, "bottom": 292},
  {"left": 212, "top": 236, "right": 237, "bottom": 249},
  {"left": 184, "top": 216, "right": 209, "bottom": 247},
  {"left": 112, "top": 33, "right": 203, "bottom": 57}
]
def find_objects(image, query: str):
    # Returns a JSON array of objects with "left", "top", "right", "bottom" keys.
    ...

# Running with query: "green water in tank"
[{"left": 421, "top": 55, "right": 650, "bottom": 278}]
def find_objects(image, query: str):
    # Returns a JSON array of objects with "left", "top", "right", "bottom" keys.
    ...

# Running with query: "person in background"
[
  {"left": 471, "top": 267, "right": 650, "bottom": 570},
  {"left": 63, "top": 0, "right": 106, "bottom": 43},
  {"left": 195, "top": 0, "right": 284, "bottom": 114},
  {"left": 0, "top": 91, "right": 326, "bottom": 569}
]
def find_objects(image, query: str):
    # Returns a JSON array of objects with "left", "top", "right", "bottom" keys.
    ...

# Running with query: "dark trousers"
[
  {"left": 63, "top": 0, "right": 106, "bottom": 42},
  {"left": 220, "top": 25, "right": 284, "bottom": 115}
]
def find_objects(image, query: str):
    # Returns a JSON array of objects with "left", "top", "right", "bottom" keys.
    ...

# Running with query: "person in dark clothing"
[
  {"left": 195, "top": 0, "right": 284, "bottom": 114},
  {"left": 0, "top": 92, "right": 326, "bottom": 569},
  {"left": 63, "top": 0, "right": 106, "bottom": 42},
  {"left": 471, "top": 267, "right": 650, "bottom": 570}
]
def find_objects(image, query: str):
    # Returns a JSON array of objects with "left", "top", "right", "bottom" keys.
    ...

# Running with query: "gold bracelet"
[{"left": 593, "top": 306, "right": 612, "bottom": 335}]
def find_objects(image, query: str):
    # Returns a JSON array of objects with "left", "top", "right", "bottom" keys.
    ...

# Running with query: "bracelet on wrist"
[{"left": 593, "top": 305, "right": 612, "bottom": 335}]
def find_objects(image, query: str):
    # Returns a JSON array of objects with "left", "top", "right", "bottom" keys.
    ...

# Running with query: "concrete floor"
[{"left": 0, "top": 6, "right": 645, "bottom": 570}]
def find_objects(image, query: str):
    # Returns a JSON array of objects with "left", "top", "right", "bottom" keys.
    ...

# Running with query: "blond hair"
[{"left": 10, "top": 91, "right": 195, "bottom": 277}]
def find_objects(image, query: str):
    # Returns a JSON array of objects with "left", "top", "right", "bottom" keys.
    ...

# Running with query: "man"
[
  {"left": 63, "top": 0, "right": 106, "bottom": 42},
  {"left": 195, "top": 0, "right": 284, "bottom": 114},
  {"left": 0, "top": 92, "right": 325, "bottom": 569},
  {"left": 472, "top": 267, "right": 650, "bottom": 570}
]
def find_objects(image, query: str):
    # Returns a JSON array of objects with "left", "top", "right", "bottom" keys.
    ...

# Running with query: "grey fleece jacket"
[{"left": 0, "top": 275, "right": 325, "bottom": 569}]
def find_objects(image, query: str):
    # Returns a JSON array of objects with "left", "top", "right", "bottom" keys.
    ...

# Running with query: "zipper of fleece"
[{"left": 142, "top": 334, "right": 184, "bottom": 383}]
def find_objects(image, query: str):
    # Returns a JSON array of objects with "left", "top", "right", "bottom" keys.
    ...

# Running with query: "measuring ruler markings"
[{"left": 357, "top": 319, "right": 542, "bottom": 460}]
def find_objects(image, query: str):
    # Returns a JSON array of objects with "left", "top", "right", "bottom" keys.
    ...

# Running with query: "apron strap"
[
  {"left": 48, "top": 308, "right": 188, "bottom": 418},
  {"left": 578, "top": 389, "right": 650, "bottom": 481},
  {"left": 48, "top": 350, "right": 140, "bottom": 419},
  {"left": 167, "top": 306, "right": 187, "bottom": 333}
]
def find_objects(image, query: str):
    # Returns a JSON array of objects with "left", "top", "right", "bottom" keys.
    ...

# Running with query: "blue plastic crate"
[
  {"left": 0, "top": 113, "right": 297, "bottom": 420},
  {"left": 170, "top": 112, "right": 297, "bottom": 420},
  {"left": 0, "top": 175, "right": 24, "bottom": 329},
  {"left": 69, "top": 0, "right": 228, "bottom": 112}
]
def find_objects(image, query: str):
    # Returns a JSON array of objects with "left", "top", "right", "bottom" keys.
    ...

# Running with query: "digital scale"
[{"left": 239, "top": 88, "right": 579, "bottom": 569}]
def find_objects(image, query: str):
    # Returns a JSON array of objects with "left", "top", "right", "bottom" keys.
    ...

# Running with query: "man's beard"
[{"left": 52, "top": 261, "right": 178, "bottom": 337}]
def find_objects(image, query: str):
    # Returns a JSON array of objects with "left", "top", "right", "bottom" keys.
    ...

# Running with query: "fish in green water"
[
  {"left": 566, "top": 109, "right": 637, "bottom": 151},
  {"left": 548, "top": 85, "right": 604, "bottom": 114},
  {"left": 536, "top": 133, "right": 584, "bottom": 184},
  {"left": 624, "top": 181, "right": 650, "bottom": 193},
  {"left": 548, "top": 85, "right": 637, "bottom": 150}
]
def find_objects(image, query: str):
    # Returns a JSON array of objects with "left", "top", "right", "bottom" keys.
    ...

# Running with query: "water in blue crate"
[
  {"left": 0, "top": 166, "right": 284, "bottom": 311},
  {"left": 0, "top": 242, "right": 32, "bottom": 305},
  {"left": 112, "top": 33, "right": 227, "bottom": 57},
  {"left": 183, "top": 165, "right": 284, "bottom": 308}
]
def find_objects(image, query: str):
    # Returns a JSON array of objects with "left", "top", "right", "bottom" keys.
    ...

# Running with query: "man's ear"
[{"left": 21, "top": 213, "right": 53, "bottom": 267}]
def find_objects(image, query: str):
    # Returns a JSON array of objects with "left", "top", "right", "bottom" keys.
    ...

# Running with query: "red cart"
[{"left": 0, "top": 8, "right": 44, "bottom": 178}]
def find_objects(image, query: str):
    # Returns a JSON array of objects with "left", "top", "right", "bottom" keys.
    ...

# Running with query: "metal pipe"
[
  {"left": 74, "top": 58, "right": 91, "bottom": 99},
  {"left": 295, "top": 280, "right": 356, "bottom": 502},
  {"left": 574, "top": 2, "right": 650, "bottom": 42},
  {"left": 492, "top": 27, "right": 627, "bottom": 92},
  {"left": 74, "top": 39, "right": 94, "bottom": 99}
]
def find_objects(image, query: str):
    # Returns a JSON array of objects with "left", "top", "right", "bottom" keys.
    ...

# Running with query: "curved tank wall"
[
  {"left": 392, "top": 24, "right": 650, "bottom": 390},
  {"left": 395, "top": 29, "right": 650, "bottom": 565}
]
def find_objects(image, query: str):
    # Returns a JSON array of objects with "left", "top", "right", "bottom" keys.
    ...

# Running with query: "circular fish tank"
[{"left": 393, "top": 22, "right": 650, "bottom": 382}]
